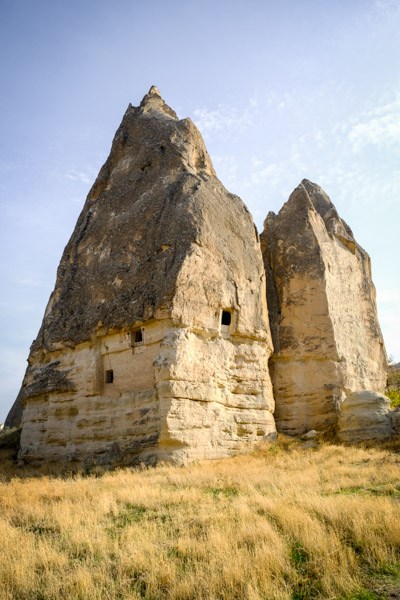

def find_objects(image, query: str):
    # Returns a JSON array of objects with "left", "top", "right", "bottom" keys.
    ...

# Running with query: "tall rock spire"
[
  {"left": 8, "top": 88, "right": 275, "bottom": 465},
  {"left": 261, "top": 179, "right": 387, "bottom": 436},
  {"left": 32, "top": 88, "right": 216, "bottom": 351}
]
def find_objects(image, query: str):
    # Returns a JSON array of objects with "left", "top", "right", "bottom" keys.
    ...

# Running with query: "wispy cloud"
[
  {"left": 64, "top": 169, "right": 93, "bottom": 184},
  {"left": 370, "top": 0, "right": 400, "bottom": 17},
  {"left": 357, "top": 0, "right": 400, "bottom": 28},
  {"left": 213, "top": 155, "right": 239, "bottom": 188},
  {"left": 347, "top": 97, "right": 400, "bottom": 152},
  {"left": 248, "top": 159, "right": 286, "bottom": 187},
  {"left": 192, "top": 105, "right": 255, "bottom": 137},
  {"left": 191, "top": 90, "right": 298, "bottom": 139},
  {"left": 14, "top": 276, "right": 47, "bottom": 289}
]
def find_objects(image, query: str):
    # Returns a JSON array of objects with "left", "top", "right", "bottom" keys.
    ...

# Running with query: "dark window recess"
[
  {"left": 105, "top": 369, "right": 114, "bottom": 384},
  {"left": 133, "top": 329, "right": 143, "bottom": 344},
  {"left": 221, "top": 310, "right": 232, "bottom": 326}
]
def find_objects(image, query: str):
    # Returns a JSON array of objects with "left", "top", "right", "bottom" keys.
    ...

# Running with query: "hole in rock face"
[
  {"left": 105, "top": 369, "right": 114, "bottom": 384},
  {"left": 160, "top": 145, "right": 166, "bottom": 154},
  {"left": 132, "top": 328, "right": 144, "bottom": 345},
  {"left": 221, "top": 310, "right": 232, "bottom": 326}
]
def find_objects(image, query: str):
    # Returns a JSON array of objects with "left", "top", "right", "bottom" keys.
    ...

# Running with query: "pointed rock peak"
[
  {"left": 301, "top": 178, "right": 318, "bottom": 190},
  {"left": 301, "top": 179, "right": 334, "bottom": 215},
  {"left": 296, "top": 179, "right": 355, "bottom": 243},
  {"left": 148, "top": 85, "right": 161, "bottom": 96},
  {"left": 140, "top": 85, "right": 178, "bottom": 119},
  {"left": 284, "top": 179, "right": 333, "bottom": 218},
  {"left": 285, "top": 180, "right": 314, "bottom": 211}
]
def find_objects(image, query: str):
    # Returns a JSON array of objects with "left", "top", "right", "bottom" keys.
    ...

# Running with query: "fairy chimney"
[
  {"left": 261, "top": 179, "right": 387, "bottom": 436},
  {"left": 11, "top": 86, "right": 275, "bottom": 465}
]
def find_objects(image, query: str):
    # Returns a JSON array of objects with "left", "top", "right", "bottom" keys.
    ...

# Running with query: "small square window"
[
  {"left": 105, "top": 369, "right": 114, "bottom": 383},
  {"left": 221, "top": 310, "right": 232, "bottom": 326},
  {"left": 131, "top": 328, "right": 144, "bottom": 345}
]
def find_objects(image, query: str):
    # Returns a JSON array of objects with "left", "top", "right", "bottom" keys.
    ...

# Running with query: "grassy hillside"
[{"left": 0, "top": 438, "right": 399, "bottom": 600}]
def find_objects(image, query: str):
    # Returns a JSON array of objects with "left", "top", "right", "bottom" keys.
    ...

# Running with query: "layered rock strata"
[
  {"left": 261, "top": 179, "right": 387, "bottom": 436},
  {"left": 11, "top": 86, "right": 275, "bottom": 466}
]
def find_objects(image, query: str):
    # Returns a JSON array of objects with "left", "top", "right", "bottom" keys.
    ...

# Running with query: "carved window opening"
[
  {"left": 221, "top": 310, "right": 232, "bottom": 326},
  {"left": 105, "top": 369, "right": 114, "bottom": 384},
  {"left": 220, "top": 309, "right": 233, "bottom": 338},
  {"left": 131, "top": 328, "right": 144, "bottom": 346}
]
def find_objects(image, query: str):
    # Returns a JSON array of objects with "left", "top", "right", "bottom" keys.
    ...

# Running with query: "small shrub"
[
  {"left": 386, "top": 362, "right": 400, "bottom": 408},
  {"left": 386, "top": 388, "right": 400, "bottom": 409}
]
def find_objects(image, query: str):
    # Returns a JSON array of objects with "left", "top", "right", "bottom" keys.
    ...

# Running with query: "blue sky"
[{"left": 1, "top": 0, "right": 399, "bottom": 421}]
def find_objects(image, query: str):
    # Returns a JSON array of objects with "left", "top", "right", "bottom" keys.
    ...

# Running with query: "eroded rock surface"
[
  {"left": 338, "top": 391, "right": 393, "bottom": 442},
  {"left": 261, "top": 179, "right": 387, "bottom": 436},
  {"left": 11, "top": 87, "right": 275, "bottom": 466}
]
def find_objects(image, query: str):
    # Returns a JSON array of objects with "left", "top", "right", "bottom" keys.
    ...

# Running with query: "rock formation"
[
  {"left": 338, "top": 391, "right": 393, "bottom": 443},
  {"left": 7, "top": 92, "right": 393, "bottom": 457},
  {"left": 4, "top": 395, "right": 22, "bottom": 429},
  {"left": 261, "top": 179, "right": 387, "bottom": 436},
  {"left": 11, "top": 86, "right": 275, "bottom": 466}
]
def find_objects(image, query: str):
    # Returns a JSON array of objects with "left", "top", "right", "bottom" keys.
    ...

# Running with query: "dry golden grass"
[{"left": 0, "top": 439, "right": 399, "bottom": 600}]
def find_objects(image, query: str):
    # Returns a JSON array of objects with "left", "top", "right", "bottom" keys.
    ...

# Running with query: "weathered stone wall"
[
  {"left": 156, "top": 326, "right": 274, "bottom": 464},
  {"left": 262, "top": 180, "right": 387, "bottom": 436},
  {"left": 19, "top": 320, "right": 168, "bottom": 465},
  {"left": 19, "top": 315, "right": 274, "bottom": 466}
]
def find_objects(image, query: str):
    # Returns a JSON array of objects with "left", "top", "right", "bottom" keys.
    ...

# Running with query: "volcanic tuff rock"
[
  {"left": 261, "top": 179, "right": 387, "bottom": 436},
  {"left": 4, "top": 393, "right": 22, "bottom": 428},
  {"left": 11, "top": 86, "right": 275, "bottom": 465},
  {"left": 338, "top": 391, "right": 393, "bottom": 443}
]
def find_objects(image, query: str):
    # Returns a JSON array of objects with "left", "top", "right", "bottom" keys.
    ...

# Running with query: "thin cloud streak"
[
  {"left": 347, "top": 97, "right": 400, "bottom": 152},
  {"left": 64, "top": 169, "right": 93, "bottom": 184}
]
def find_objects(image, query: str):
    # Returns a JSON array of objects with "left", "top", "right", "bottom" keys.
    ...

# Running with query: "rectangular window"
[
  {"left": 131, "top": 328, "right": 144, "bottom": 346},
  {"left": 220, "top": 309, "right": 233, "bottom": 338},
  {"left": 221, "top": 310, "right": 232, "bottom": 326},
  {"left": 105, "top": 369, "right": 114, "bottom": 383}
]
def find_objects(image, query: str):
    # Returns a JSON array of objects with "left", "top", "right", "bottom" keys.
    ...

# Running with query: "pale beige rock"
[
  {"left": 301, "top": 430, "right": 318, "bottom": 440},
  {"left": 338, "top": 391, "right": 393, "bottom": 442},
  {"left": 13, "top": 87, "right": 275, "bottom": 466},
  {"left": 261, "top": 180, "right": 387, "bottom": 436}
]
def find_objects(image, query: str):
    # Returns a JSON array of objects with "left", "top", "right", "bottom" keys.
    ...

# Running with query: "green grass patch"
[
  {"left": 204, "top": 484, "right": 240, "bottom": 499},
  {"left": 109, "top": 502, "right": 148, "bottom": 531},
  {"left": 344, "top": 591, "right": 381, "bottom": 600},
  {"left": 335, "top": 484, "right": 400, "bottom": 497},
  {"left": 291, "top": 542, "right": 310, "bottom": 569}
]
